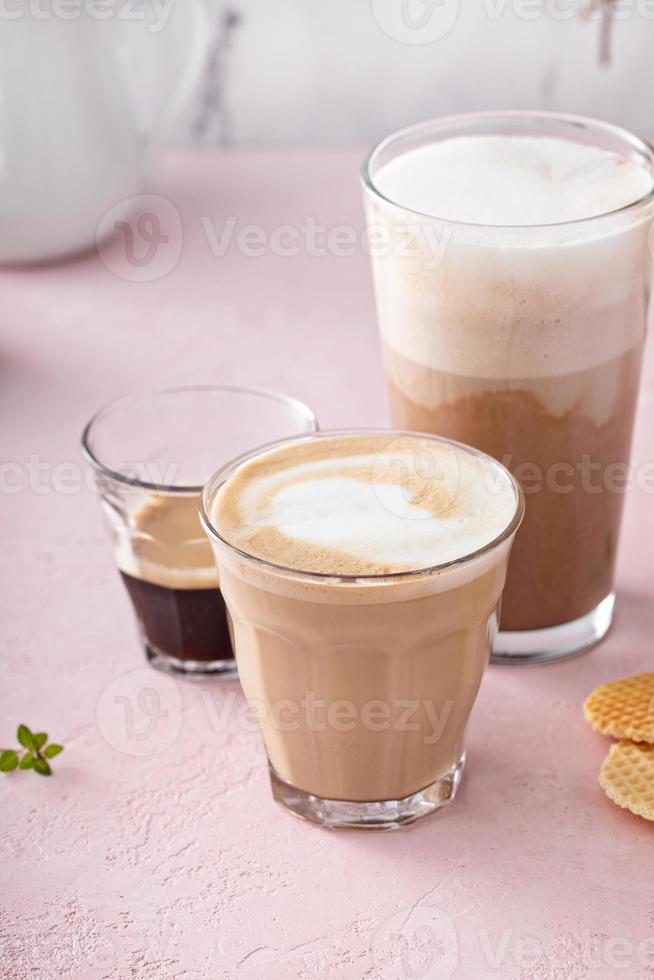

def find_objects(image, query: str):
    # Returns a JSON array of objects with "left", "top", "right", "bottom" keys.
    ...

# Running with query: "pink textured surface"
[{"left": 2, "top": 148, "right": 654, "bottom": 980}]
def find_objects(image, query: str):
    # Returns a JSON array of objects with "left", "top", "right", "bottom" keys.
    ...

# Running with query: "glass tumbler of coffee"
[
  {"left": 362, "top": 111, "right": 654, "bottom": 663},
  {"left": 201, "top": 430, "right": 524, "bottom": 829},
  {"left": 82, "top": 386, "right": 317, "bottom": 678}
]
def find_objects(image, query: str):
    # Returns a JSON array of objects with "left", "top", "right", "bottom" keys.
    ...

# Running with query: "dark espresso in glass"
[
  {"left": 116, "top": 495, "right": 234, "bottom": 674},
  {"left": 120, "top": 573, "right": 232, "bottom": 663}
]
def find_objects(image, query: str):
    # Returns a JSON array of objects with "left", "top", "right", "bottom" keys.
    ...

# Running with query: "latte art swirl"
[{"left": 212, "top": 434, "right": 518, "bottom": 576}]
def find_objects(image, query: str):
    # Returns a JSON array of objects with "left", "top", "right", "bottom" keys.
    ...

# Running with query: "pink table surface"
[{"left": 2, "top": 148, "right": 654, "bottom": 980}]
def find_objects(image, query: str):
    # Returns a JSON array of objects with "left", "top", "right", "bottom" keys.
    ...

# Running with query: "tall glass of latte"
[
  {"left": 201, "top": 430, "right": 523, "bottom": 829},
  {"left": 362, "top": 112, "right": 654, "bottom": 663}
]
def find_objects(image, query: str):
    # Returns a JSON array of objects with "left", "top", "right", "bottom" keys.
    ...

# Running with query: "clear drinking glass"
[
  {"left": 362, "top": 111, "right": 654, "bottom": 664},
  {"left": 82, "top": 385, "right": 317, "bottom": 678},
  {"left": 201, "top": 430, "right": 524, "bottom": 829}
]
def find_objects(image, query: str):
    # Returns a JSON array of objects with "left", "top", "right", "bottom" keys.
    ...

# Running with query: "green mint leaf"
[
  {"left": 19, "top": 751, "right": 34, "bottom": 770},
  {"left": 0, "top": 750, "right": 18, "bottom": 772},
  {"left": 43, "top": 744, "right": 64, "bottom": 759},
  {"left": 33, "top": 733, "right": 48, "bottom": 750},
  {"left": 33, "top": 757, "right": 52, "bottom": 776},
  {"left": 17, "top": 725, "right": 35, "bottom": 750}
]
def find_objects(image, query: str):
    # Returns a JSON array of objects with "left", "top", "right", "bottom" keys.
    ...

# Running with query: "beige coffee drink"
[
  {"left": 201, "top": 431, "right": 522, "bottom": 829},
  {"left": 111, "top": 495, "right": 234, "bottom": 669},
  {"left": 363, "top": 114, "right": 654, "bottom": 662}
]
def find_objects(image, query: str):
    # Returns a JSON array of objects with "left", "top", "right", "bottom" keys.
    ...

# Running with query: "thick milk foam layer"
[
  {"left": 374, "top": 136, "right": 653, "bottom": 225},
  {"left": 114, "top": 495, "right": 218, "bottom": 589},
  {"left": 213, "top": 434, "right": 517, "bottom": 577},
  {"left": 367, "top": 134, "right": 654, "bottom": 386}
]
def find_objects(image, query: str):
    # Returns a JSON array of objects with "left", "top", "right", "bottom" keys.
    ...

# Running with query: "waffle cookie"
[
  {"left": 599, "top": 740, "right": 654, "bottom": 822},
  {"left": 583, "top": 672, "right": 654, "bottom": 743}
]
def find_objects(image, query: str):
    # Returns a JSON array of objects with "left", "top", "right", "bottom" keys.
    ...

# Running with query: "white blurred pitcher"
[{"left": 0, "top": 1, "right": 211, "bottom": 263}]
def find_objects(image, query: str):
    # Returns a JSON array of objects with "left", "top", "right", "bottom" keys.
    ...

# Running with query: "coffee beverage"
[
  {"left": 363, "top": 118, "right": 654, "bottom": 659},
  {"left": 83, "top": 385, "right": 317, "bottom": 677},
  {"left": 203, "top": 432, "right": 522, "bottom": 828},
  {"left": 115, "top": 494, "right": 233, "bottom": 667},
  {"left": 384, "top": 349, "right": 642, "bottom": 631},
  {"left": 373, "top": 136, "right": 652, "bottom": 224}
]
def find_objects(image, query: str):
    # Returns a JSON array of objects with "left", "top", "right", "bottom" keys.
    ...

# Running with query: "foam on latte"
[
  {"left": 366, "top": 132, "right": 654, "bottom": 391},
  {"left": 212, "top": 434, "right": 517, "bottom": 576},
  {"left": 114, "top": 495, "right": 218, "bottom": 589},
  {"left": 374, "top": 136, "right": 653, "bottom": 225}
]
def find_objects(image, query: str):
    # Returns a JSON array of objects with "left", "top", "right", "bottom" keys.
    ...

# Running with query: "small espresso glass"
[
  {"left": 201, "top": 430, "right": 524, "bottom": 829},
  {"left": 82, "top": 385, "right": 317, "bottom": 679}
]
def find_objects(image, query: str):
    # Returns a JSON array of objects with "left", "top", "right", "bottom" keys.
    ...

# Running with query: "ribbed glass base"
[
  {"left": 492, "top": 593, "right": 614, "bottom": 665},
  {"left": 146, "top": 644, "right": 238, "bottom": 680},
  {"left": 269, "top": 753, "right": 466, "bottom": 830}
]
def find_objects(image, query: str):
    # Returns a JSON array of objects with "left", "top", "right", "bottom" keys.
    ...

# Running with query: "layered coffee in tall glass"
[{"left": 362, "top": 112, "right": 654, "bottom": 663}]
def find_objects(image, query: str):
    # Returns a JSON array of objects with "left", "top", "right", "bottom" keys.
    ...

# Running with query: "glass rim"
[
  {"left": 200, "top": 427, "right": 525, "bottom": 585},
  {"left": 81, "top": 384, "right": 318, "bottom": 494},
  {"left": 361, "top": 110, "right": 654, "bottom": 230}
]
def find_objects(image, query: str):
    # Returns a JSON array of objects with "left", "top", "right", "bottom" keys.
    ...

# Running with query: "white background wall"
[{"left": 127, "top": 0, "right": 654, "bottom": 145}]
